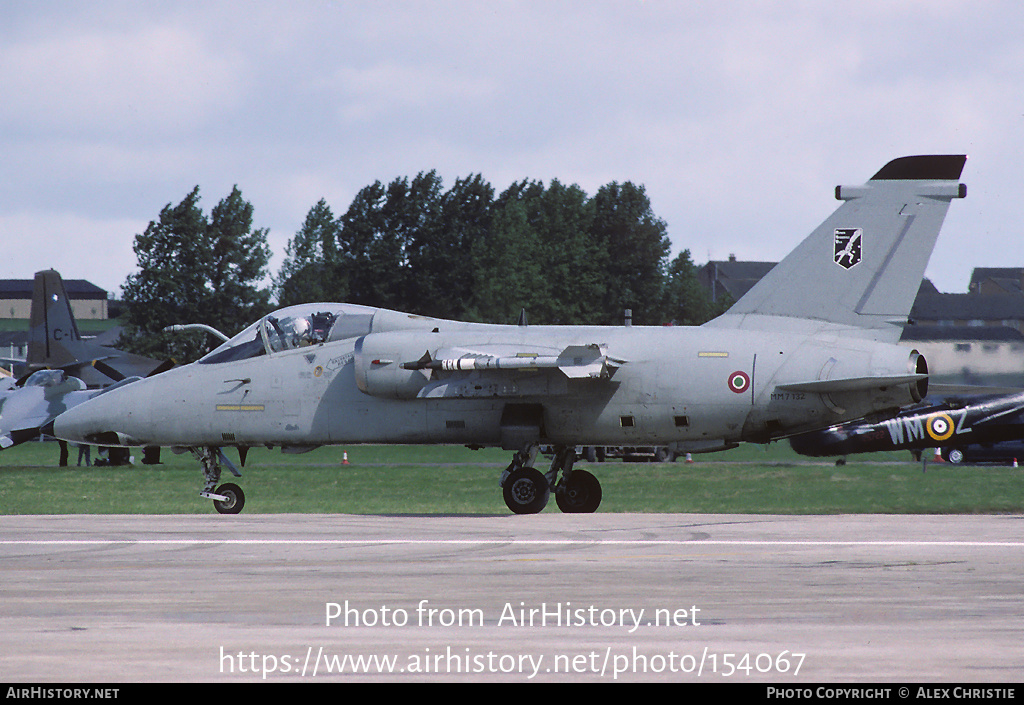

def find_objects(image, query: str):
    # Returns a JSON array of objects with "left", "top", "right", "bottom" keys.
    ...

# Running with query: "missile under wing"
[{"left": 53, "top": 155, "right": 968, "bottom": 514}]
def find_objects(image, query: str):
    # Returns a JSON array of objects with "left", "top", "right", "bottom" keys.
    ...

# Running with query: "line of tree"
[
  {"left": 275, "top": 171, "right": 730, "bottom": 324},
  {"left": 120, "top": 173, "right": 731, "bottom": 362}
]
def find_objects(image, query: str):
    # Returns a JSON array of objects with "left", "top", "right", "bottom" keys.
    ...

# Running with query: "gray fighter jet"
[
  {"left": 53, "top": 155, "right": 968, "bottom": 514},
  {"left": 0, "top": 369, "right": 139, "bottom": 450},
  {"left": 0, "top": 369, "right": 92, "bottom": 448},
  {"left": 0, "top": 270, "right": 169, "bottom": 451}
]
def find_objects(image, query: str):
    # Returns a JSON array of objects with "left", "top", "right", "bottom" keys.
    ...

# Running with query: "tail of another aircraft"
[
  {"left": 706, "top": 155, "right": 967, "bottom": 342},
  {"left": 25, "top": 270, "right": 173, "bottom": 385},
  {"left": 27, "top": 269, "right": 84, "bottom": 371}
]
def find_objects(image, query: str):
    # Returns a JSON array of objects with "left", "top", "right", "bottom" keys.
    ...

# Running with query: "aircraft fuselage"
[
  {"left": 789, "top": 392, "right": 1024, "bottom": 457},
  {"left": 56, "top": 305, "right": 924, "bottom": 454}
]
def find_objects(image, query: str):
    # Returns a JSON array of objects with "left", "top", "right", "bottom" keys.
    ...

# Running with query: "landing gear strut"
[
  {"left": 499, "top": 444, "right": 602, "bottom": 514},
  {"left": 193, "top": 446, "right": 246, "bottom": 514}
]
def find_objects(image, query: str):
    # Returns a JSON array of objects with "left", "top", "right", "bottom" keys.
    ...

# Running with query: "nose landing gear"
[
  {"left": 209, "top": 482, "right": 245, "bottom": 514},
  {"left": 193, "top": 446, "right": 246, "bottom": 514}
]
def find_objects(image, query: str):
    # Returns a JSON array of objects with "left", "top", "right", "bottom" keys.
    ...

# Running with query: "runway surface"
[{"left": 1, "top": 513, "right": 1022, "bottom": 682}]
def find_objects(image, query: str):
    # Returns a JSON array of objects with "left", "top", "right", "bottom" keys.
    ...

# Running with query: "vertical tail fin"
[
  {"left": 27, "top": 269, "right": 83, "bottom": 370},
  {"left": 707, "top": 155, "right": 967, "bottom": 342}
]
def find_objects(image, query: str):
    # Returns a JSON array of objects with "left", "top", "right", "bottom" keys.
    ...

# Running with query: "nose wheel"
[
  {"left": 193, "top": 446, "right": 246, "bottom": 514},
  {"left": 212, "top": 483, "right": 245, "bottom": 514}
]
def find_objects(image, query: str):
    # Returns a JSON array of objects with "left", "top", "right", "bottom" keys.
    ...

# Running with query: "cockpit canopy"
[
  {"left": 25, "top": 369, "right": 68, "bottom": 387},
  {"left": 199, "top": 304, "right": 375, "bottom": 365},
  {"left": 22, "top": 369, "right": 86, "bottom": 391}
]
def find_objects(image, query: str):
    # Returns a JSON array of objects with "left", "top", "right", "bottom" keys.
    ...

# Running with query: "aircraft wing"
[
  {"left": 0, "top": 371, "right": 144, "bottom": 450},
  {"left": 776, "top": 374, "right": 928, "bottom": 394},
  {"left": 962, "top": 398, "right": 1024, "bottom": 428},
  {"left": 0, "top": 384, "right": 77, "bottom": 449}
]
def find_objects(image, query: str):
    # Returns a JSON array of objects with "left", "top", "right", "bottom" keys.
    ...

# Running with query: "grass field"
[{"left": 1, "top": 439, "right": 1023, "bottom": 515}]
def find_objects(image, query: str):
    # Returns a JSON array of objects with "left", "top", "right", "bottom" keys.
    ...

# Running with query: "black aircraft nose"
[{"left": 788, "top": 429, "right": 835, "bottom": 457}]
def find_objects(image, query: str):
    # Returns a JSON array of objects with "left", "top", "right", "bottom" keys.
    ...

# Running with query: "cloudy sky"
[{"left": 2, "top": 1, "right": 1022, "bottom": 301}]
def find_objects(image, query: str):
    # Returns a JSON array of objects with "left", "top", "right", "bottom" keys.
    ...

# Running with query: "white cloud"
[
  {"left": 0, "top": 24, "right": 243, "bottom": 138},
  {"left": 2, "top": 1, "right": 1024, "bottom": 299},
  {"left": 0, "top": 212, "right": 143, "bottom": 296}
]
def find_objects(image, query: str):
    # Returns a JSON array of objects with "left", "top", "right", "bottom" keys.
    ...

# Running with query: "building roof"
[
  {"left": 910, "top": 292, "right": 1024, "bottom": 322},
  {"left": 900, "top": 325, "right": 1024, "bottom": 342},
  {"left": 704, "top": 259, "right": 777, "bottom": 280},
  {"left": 0, "top": 278, "right": 107, "bottom": 300},
  {"left": 698, "top": 259, "right": 777, "bottom": 301},
  {"left": 969, "top": 267, "right": 1024, "bottom": 294}
]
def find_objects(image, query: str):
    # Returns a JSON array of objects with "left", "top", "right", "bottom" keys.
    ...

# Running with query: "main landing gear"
[
  {"left": 499, "top": 444, "right": 602, "bottom": 515},
  {"left": 193, "top": 446, "right": 245, "bottom": 514}
]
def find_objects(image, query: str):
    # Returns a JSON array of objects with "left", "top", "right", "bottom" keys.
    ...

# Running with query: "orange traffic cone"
[{"left": 342, "top": 451, "right": 350, "bottom": 465}]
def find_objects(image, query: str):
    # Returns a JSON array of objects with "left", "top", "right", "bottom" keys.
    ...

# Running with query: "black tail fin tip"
[{"left": 871, "top": 155, "right": 967, "bottom": 181}]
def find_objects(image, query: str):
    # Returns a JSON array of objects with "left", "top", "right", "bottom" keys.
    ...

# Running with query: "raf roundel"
[
  {"left": 926, "top": 413, "right": 955, "bottom": 442},
  {"left": 728, "top": 371, "right": 750, "bottom": 394}
]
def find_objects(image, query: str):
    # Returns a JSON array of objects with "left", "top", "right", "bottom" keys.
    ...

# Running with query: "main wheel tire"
[
  {"left": 213, "top": 483, "right": 245, "bottom": 514},
  {"left": 555, "top": 469, "right": 602, "bottom": 513},
  {"left": 503, "top": 467, "right": 550, "bottom": 514},
  {"left": 654, "top": 447, "right": 676, "bottom": 463}
]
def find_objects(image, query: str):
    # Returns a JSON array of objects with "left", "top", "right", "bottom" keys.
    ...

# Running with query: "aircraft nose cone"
[
  {"left": 53, "top": 382, "right": 152, "bottom": 446},
  {"left": 788, "top": 428, "right": 841, "bottom": 457},
  {"left": 52, "top": 396, "right": 109, "bottom": 444}
]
